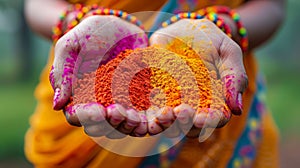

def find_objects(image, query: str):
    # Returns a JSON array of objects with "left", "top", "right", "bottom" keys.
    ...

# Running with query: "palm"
[
  {"left": 51, "top": 15, "right": 148, "bottom": 110},
  {"left": 149, "top": 19, "right": 248, "bottom": 133}
]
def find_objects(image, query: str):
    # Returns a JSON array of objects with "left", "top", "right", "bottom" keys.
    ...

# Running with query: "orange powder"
[{"left": 67, "top": 44, "right": 229, "bottom": 118}]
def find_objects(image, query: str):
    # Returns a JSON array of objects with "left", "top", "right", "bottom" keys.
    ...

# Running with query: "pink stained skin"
[
  {"left": 107, "top": 104, "right": 127, "bottom": 127},
  {"left": 146, "top": 108, "right": 163, "bottom": 135},
  {"left": 156, "top": 107, "right": 175, "bottom": 128},
  {"left": 155, "top": 107, "right": 182, "bottom": 138},
  {"left": 150, "top": 19, "right": 248, "bottom": 131},
  {"left": 132, "top": 111, "right": 148, "bottom": 137},
  {"left": 116, "top": 109, "right": 141, "bottom": 135},
  {"left": 223, "top": 73, "right": 247, "bottom": 116},
  {"left": 173, "top": 104, "right": 197, "bottom": 136},
  {"left": 173, "top": 104, "right": 195, "bottom": 125},
  {"left": 51, "top": 15, "right": 148, "bottom": 111},
  {"left": 68, "top": 103, "right": 114, "bottom": 137},
  {"left": 50, "top": 15, "right": 148, "bottom": 137}
]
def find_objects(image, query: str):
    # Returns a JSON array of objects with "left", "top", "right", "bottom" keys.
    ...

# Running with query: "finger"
[
  {"left": 193, "top": 110, "right": 208, "bottom": 129},
  {"left": 132, "top": 111, "right": 148, "bottom": 137},
  {"left": 75, "top": 103, "right": 106, "bottom": 124},
  {"left": 106, "top": 104, "right": 127, "bottom": 127},
  {"left": 156, "top": 107, "right": 182, "bottom": 138},
  {"left": 173, "top": 104, "right": 195, "bottom": 136},
  {"left": 156, "top": 107, "right": 175, "bottom": 128},
  {"left": 205, "top": 109, "right": 228, "bottom": 128},
  {"left": 65, "top": 103, "right": 115, "bottom": 137},
  {"left": 173, "top": 104, "right": 195, "bottom": 124},
  {"left": 64, "top": 109, "right": 81, "bottom": 127},
  {"left": 52, "top": 37, "right": 80, "bottom": 110},
  {"left": 117, "top": 109, "right": 141, "bottom": 134},
  {"left": 218, "top": 37, "right": 248, "bottom": 115},
  {"left": 193, "top": 109, "right": 221, "bottom": 142},
  {"left": 146, "top": 108, "right": 163, "bottom": 135}
]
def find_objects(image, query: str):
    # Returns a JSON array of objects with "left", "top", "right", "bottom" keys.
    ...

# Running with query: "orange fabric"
[{"left": 25, "top": 0, "right": 279, "bottom": 167}]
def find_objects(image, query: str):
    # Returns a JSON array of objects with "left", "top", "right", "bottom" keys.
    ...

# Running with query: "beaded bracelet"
[
  {"left": 52, "top": 4, "right": 85, "bottom": 42},
  {"left": 52, "top": 4, "right": 144, "bottom": 43},
  {"left": 63, "top": 4, "right": 100, "bottom": 36},
  {"left": 198, "top": 6, "right": 248, "bottom": 52},
  {"left": 161, "top": 12, "right": 232, "bottom": 37},
  {"left": 86, "top": 8, "right": 144, "bottom": 30}
]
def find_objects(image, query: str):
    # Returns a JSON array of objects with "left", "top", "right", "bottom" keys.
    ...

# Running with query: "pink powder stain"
[
  {"left": 85, "top": 35, "right": 91, "bottom": 40},
  {"left": 53, "top": 88, "right": 61, "bottom": 107},
  {"left": 49, "top": 66, "right": 55, "bottom": 88}
]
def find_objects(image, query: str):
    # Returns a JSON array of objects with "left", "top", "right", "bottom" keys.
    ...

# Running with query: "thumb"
[{"left": 218, "top": 37, "right": 248, "bottom": 115}]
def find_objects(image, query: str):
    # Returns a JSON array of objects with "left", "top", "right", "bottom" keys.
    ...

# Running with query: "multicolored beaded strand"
[
  {"left": 161, "top": 12, "right": 232, "bottom": 37},
  {"left": 88, "top": 8, "right": 144, "bottom": 30},
  {"left": 52, "top": 4, "right": 145, "bottom": 43},
  {"left": 198, "top": 6, "right": 248, "bottom": 52},
  {"left": 52, "top": 4, "right": 84, "bottom": 42},
  {"left": 161, "top": 12, "right": 204, "bottom": 28}
]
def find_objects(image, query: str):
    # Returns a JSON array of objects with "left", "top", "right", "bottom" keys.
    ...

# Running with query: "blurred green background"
[{"left": 0, "top": 0, "right": 299, "bottom": 167}]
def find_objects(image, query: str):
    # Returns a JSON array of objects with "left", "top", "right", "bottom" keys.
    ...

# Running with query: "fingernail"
[
  {"left": 53, "top": 88, "right": 61, "bottom": 110},
  {"left": 237, "top": 93, "right": 243, "bottom": 111}
]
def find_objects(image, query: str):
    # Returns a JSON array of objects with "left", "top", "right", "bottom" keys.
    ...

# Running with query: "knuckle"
[{"left": 66, "top": 114, "right": 81, "bottom": 127}]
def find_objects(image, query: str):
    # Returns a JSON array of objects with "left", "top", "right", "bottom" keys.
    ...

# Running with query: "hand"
[
  {"left": 50, "top": 15, "right": 148, "bottom": 137},
  {"left": 149, "top": 18, "right": 248, "bottom": 137}
]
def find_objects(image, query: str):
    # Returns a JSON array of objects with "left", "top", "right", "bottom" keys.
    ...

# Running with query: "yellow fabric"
[{"left": 25, "top": 0, "right": 280, "bottom": 167}]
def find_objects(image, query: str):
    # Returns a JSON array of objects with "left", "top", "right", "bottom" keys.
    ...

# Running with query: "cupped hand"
[
  {"left": 149, "top": 18, "right": 248, "bottom": 137},
  {"left": 50, "top": 15, "right": 148, "bottom": 137}
]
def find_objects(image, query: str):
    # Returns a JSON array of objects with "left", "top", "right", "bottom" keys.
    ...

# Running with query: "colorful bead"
[
  {"left": 52, "top": 4, "right": 145, "bottom": 43},
  {"left": 52, "top": 4, "right": 85, "bottom": 42},
  {"left": 239, "top": 27, "right": 247, "bottom": 36},
  {"left": 161, "top": 12, "right": 231, "bottom": 38},
  {"left": 103, "top": 8, "right": 109, "bottom": 15},
  {"left": 161, "top": 12, "right": 205, "bottom": 27}
]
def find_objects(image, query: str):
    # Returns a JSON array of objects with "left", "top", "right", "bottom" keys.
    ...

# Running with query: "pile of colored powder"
[{"left": 67, "top": 42, "right": 230, "bottom": 118}]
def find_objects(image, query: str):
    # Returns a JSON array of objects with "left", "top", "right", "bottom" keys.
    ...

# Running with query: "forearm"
[
  {"left": 235, "top": 0, "right": 286, "bottom": 50},
  {"left": 25, "top": 0, "right": 69, "bottom": 40}
]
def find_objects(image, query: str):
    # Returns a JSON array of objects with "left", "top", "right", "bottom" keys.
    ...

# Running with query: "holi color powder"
[{"left": 67, "top": 43, "right": 230, "bottom": 118}]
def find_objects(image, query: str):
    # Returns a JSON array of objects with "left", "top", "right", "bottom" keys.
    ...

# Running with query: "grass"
[
  {"left": 262, "top": 65, "right": 300, "bottom": 136},
  {"left": 0, "top": 82, "right": 36, "bottom": 159}
]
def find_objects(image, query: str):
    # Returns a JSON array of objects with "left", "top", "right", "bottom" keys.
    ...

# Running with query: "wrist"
[{"left": 218, "top": 14, "right": 241, "bottom": 44}]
